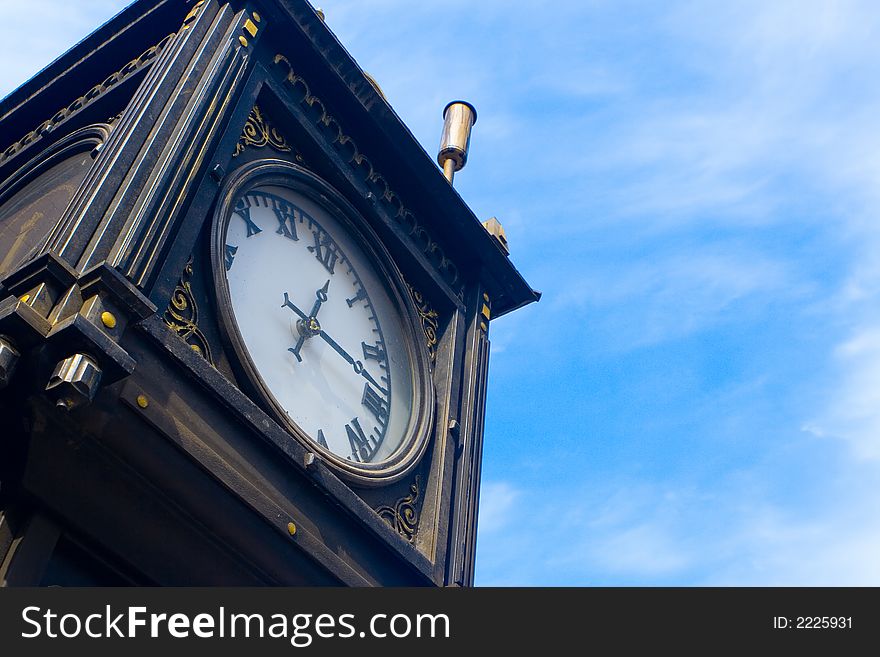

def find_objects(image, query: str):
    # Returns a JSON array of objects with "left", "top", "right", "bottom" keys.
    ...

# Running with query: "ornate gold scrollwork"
[
  {"left": 233, "top": 105, "right": 292, "bottom": 157},
  {"left": 273, "top": 55, "right": 462, "bottom": 290},
  {"left": 164, "top": 256, "right": 214, "bottom": 365},
  {"left": 408, "top": 285, "right": 439, "bottom": 364},
  {"left": 480, "top": 292, "right": 491, "bottom": 334},
  {"left": 376, "top": 476, "right": 421, "bottom": 543}
]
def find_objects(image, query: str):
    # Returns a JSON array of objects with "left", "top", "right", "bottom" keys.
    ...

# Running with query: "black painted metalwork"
[{"left": 0, "top": 0, "right": 538, "bottom": 588}]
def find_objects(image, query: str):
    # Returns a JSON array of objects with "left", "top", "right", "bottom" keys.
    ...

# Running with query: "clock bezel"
[{"left": 210, "top": 160, "right": 435, "bottom": 486}]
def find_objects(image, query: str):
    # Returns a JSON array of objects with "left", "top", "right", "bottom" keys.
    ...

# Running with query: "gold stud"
[
  {"left": 239, "top": 35, "right": 249, "bottom": 47},
  {"left": 287, "top": 521, "right": 297, "bottom": 536},
  {"left": 183, "top": 3, "right": 201, "bottom": 24},
  {"left": 136, "top": 395, "right": 149, "bottom": 409},
  {"left": 252, "top": 11, "right": 261, "bottom": 22},
  {"left": 101, "top": 311, "right": 117, "bottom": 329}
]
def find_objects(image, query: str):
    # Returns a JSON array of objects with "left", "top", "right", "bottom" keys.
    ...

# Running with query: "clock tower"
[{"left": 0, "top": 0, "right": 538, "bottom": 586}]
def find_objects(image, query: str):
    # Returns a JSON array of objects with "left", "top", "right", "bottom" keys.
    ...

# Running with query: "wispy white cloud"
[
  {"left": 551, "top": 248, "right": 795, "bottom": 350},
  {"left": 477, "top": 480, "right": 701, "bottom": 586},
  {"left": 477, "top": 475, "right": 880, "bottom": 586},
  {"left": 472, "top": 0, "right": 880, "bottom": 586},
  {"left": 477, "top": 482, "right": 520, "bottom": 534},
  {"left": 0, "top": 1, "right": 127, "bottom": 100},
  {"left": 805, "top": 328, "right": 880, "bottom": 461}
]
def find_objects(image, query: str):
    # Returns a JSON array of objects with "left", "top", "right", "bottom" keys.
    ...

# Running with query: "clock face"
[{"left": 214, "top": 168, "right": 430, "bottom": 482}]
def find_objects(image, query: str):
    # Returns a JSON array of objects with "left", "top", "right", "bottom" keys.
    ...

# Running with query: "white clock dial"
[{"left": 222, "top": 184, "right": 415, "bottom": 466}]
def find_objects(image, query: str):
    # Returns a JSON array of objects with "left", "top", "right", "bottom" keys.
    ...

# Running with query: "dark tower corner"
[{"left": 0, "top": 0, "right": 538, "bottom": 586}]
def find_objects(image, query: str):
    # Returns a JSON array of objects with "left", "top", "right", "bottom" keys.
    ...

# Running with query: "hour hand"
[
  {"left": 282, "top": 292, "right": 307, "bottom": 320},
  {"left": 288, "top": 335, "right": 306, "bottom": 362},
  {"left": 307, "top": 280, "right": 330, "bottom": 318}
]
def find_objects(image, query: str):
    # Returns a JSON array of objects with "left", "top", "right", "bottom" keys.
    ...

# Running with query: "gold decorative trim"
[
  {"left": 182, "top": 1, "right": 205, "bottom": 30},
  {"left": 376, "top": 476, "right": 421, "bottom": 542},
  {"left": 1, "top": 33, "right": 176, "bottom": 165},
  {"left": 164, "top": 256, "right": 214, "bottom": 365},
  {"left": 408, "top": 285, "right": 439, "bottom": 364},
  {"left": 480, "top": 292, "right": 491, "bottom": 333},
  {"left": 233, "top": 105, "right": 292, "bottom": 157},
  {"left": 273, "top": 55, "right": 461, "bottom": 289},
  {"left": 243, "top": 18, "right": 259, "bottom": 38}
]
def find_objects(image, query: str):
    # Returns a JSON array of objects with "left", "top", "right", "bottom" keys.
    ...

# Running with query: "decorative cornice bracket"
[{"left": 273, "top": 55, "right": 461, "bottom": 290}]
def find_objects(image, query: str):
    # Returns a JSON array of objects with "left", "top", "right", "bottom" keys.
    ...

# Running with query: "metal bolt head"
[
  {"left": 0, "top": 337, "right": 20, "bottom": 388},
  {"left": 287, "top": 522, "right": 297, "bottom": 536},
  {"left": 136, "top": 395, "right": 149, "bottom": 409},
  {"left": 45, "top": 353, "right": 103, "bottom": 411}
]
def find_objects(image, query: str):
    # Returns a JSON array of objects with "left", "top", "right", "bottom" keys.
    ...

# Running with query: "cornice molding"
[
  {"left": 0, "top": 33, "right": 175, "bottom": 167},
  {"left": 274, "top": 54, "right": 461, "bottom": 289}
]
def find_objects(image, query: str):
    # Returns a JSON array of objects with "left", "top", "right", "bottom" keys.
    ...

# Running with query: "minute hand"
[{"left": 319, "top": 330, "right": 388, "bottom": 393}]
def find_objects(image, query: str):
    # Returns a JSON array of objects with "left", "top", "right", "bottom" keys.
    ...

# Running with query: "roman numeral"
[
  {"left": 362, "top": 384, "right": 389, "bottom": 425},
  {"left": 225, "top": 244, "right": 238, "bottom": 271},
  {"left": 234, "top": 204, "right": 262, "bottom": 237},
  {"left": 308, "top": 231, "right": 338, "bottom": 275},
  {"left": 273, "top": 204, "right": 299, "bottom": 241},
  {"left": 346, "top": 287, "right": 367, "bottom": 307},
  {"left": 362, "top": 341, "right": 386, "bottom": 364},
  {"left": 316, "top": 429, "right": 328, "bottom": 449},
  {"left": 345, "top": 417, "right": 377, "bottom": 463}
]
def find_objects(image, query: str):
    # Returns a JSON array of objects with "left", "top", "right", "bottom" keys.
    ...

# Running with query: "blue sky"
[{"left": 4, "top": 0, "right": 880, "bottom": 585}]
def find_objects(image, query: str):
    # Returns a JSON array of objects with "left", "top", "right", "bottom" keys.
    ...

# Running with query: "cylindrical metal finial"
[{"left": 437, "top": 101, "right": 477, "bottom": 184}]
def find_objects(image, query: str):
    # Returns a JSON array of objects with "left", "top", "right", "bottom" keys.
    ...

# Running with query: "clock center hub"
[{"left": 296, "top": 316, "right": 322, "bottom": 339}]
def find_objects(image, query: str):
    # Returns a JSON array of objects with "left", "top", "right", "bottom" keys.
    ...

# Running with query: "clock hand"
[
  {"left": 318, "top": 329, "right": 388, "bottom": 394},
  {"left": 307, "top": 279, "right": 330, "bottom": 318},
  {"left": 281, "top": 292, "right": 307, "bottom": 321},
  {"left": 289, "top": 334, "right": 308, "bottom": 362},
  {"left": 282, "top": 280, "right": 330, "bottom": 321},
  {"left": 283, "top": 293, "right": 309, "bottom": 362},
  {"left": 284, "top": 281, "right": 331, "bottom": 362}
]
